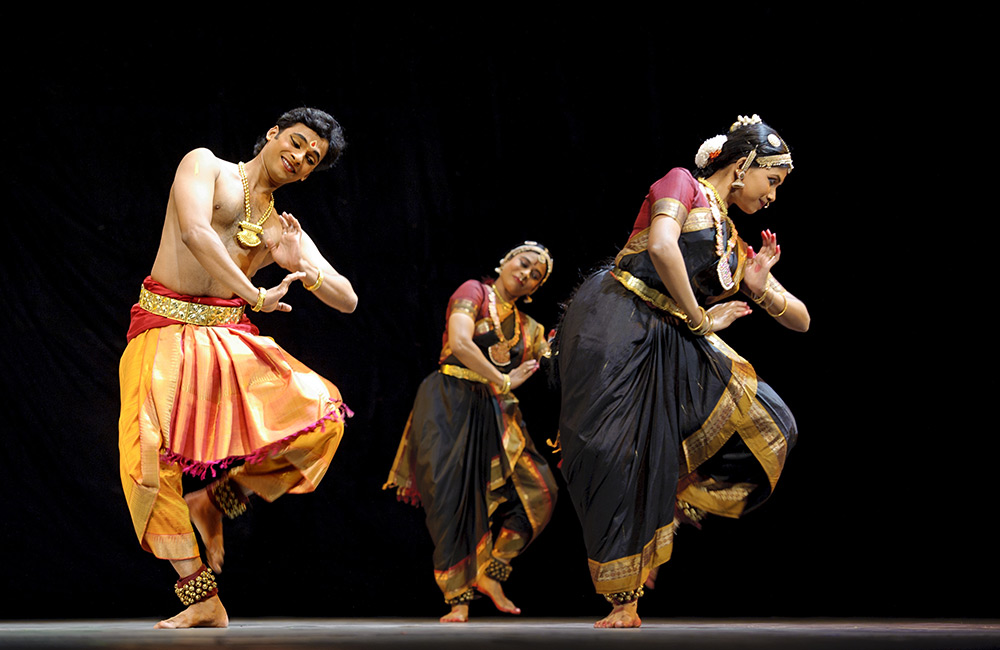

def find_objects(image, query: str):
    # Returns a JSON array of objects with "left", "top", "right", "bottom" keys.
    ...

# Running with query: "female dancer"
[
  {"left": 557, "top": 115, "right": 809, "bottom": 628},
  {"left": 385, "top": 242, "right": 558, "bottom": 623}
]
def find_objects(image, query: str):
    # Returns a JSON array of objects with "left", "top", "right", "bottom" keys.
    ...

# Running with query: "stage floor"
[{"left": 1, "top": 619, "right": 998, "bottom": 649}]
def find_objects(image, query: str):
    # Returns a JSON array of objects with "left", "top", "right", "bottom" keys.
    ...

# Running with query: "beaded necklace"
[
  {"left": 697, "top": 178, "right": 738, "bottom": 291},
  {"left": 487, "top": 284, "right": 520, "bottom": 366},
  {"left": 235, "top": 162, "right": 275, "bottom": 248}
]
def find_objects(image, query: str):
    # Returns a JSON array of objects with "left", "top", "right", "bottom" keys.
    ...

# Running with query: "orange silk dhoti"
[{"left": 118, "top": 278, "right": 349, "bottom": 560}]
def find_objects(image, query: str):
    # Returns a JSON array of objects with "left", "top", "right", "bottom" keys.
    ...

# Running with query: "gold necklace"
[
  {"left": 487, "top": 285, "right": 520, "bottom": 366},
  {"left": 235, "top": 162, "right": 275, "bottom": 248},
  {"left": 697, "top": 178, "right": 737, "bottom": 291}
]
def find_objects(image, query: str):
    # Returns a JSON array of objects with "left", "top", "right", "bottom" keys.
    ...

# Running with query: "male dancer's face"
[{"left": 261, "top": 123, "right": 329, "bottom": 184}]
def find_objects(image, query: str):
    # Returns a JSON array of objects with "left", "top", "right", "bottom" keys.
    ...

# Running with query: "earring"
[
  {"left": 732, "top": 171, "right": 745, "bottom": 190},
  {"left": 524, "top": 295, "right": 533, "bottom": 303}
]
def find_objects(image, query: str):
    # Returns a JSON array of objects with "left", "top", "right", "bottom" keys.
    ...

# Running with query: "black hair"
[
  {"left": 253, "top": 107, "right": 347, "bottom": 171},
  {"left": 694, "top": 120, "right": 791, "bottom": 177}
]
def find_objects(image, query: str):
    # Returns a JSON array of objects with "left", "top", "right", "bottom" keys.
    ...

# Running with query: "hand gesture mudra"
[
  {"left": 265, "top": 212, "right": 304, "bottom": 272},
  {"left": 744, "top": 229, "right": 781, "bottom": 296}
]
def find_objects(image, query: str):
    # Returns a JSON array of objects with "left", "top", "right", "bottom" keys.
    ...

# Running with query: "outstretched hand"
[
  {"left": 744, "top": 229, "right": 781, "bottom": 295},
  {"left": 706, "top": 301, "right": 751, "bottom": 333},
  {"left": 508, "top": 359, "right": 540, "bottom": 391},
  {"left": 259, "top": 271, "right": 306, "bottom": 313},
  {"left": 264, "top": 212, "right": 304, "bottom": 272}
]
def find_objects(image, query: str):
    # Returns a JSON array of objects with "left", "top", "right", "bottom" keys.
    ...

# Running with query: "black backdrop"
[{"left": 2, "top": 9, "right": 988, "bottom": 621}]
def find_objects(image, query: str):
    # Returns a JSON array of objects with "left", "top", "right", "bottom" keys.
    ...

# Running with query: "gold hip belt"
[
  {"left": 439, "top": 364, "right": 491, "bottom": 385},
  {"left": 138, "top": 285, "right": 246, "bottom": 327},
  {"left": 610, "top": 267, "right": 686, "bottom": 319}
]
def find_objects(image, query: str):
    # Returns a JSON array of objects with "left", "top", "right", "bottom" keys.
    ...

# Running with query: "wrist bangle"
[
  {"left": 686, "top": 306, "right": 707, "bottom": 330},
  {"left": 304, "top": 268, "right": 324, "bottom": 292},
  {"left": 499, "top": 374, "right": 511, "bottom": 395},
  {"left": 751, "top": 285, "right": 769, "bottom": 305},
  {"left": 686, "top": 306, "right": 711, "bottom": 336},
  {"left": 766, "top": 291, "right": 789, "bottom": 318},
  {"left": 251, "top": 287, "right": 266, "bottom": 312}
]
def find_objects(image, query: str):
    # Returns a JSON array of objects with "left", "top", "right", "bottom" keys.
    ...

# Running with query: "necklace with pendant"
[
  {"left": 487, "top": 285, "right": 520, "bottom": 366},
  {"left": 235, "top": 161, "right": 275, "bottom": 248},
  {"left": 697, "top": 178, "right": 738, "bottom": 291}
]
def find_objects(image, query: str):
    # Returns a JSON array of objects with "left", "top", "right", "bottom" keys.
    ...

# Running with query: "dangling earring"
[
  {"left": 524, "top": 294, "right": 533, "bottom": 303},
  {"left": 732, "top": 170, "right": 745, "bottom": 190}
]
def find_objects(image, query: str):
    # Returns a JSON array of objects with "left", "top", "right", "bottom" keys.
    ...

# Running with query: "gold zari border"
[
  {"left": 610, "top": 268, "right": 686, "bottom": 319},
  {"left": 450, "top": 298, "right": 478, "bottom": 319},
  {"left": 439, "top": 364, "right": 491, "bottom": 385},
  {"left": 650, "top": 197, "right": 688, "bottom": 226},
  {"left": 138, "top": 286, "right": 245, "bottom": 327},
  {"left": 682, "top": 207, "right": 716, "bottom": 233},
  {"left": 588, "top": 523, "right": 674, "bottom": 593}
]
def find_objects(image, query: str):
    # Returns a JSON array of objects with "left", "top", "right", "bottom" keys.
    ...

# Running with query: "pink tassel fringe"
[{"left": 160, "top": 400, "right": 354, "bottom": 480}]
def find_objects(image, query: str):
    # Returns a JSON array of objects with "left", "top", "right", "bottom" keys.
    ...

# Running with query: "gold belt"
[
  {"left": 439, "top": 364, "right": 491, "bottom": 385},
  {"left": 609, "top": 267, "right": 687, "bottom": 319},
  {"left": 138, "top": 285, "right": 246, "bottom": 327}
]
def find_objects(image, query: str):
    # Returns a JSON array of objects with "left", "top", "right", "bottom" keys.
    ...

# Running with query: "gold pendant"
[
  {"left": 235, "top": 221, "right": 264, "bottom": 248},
  {"left": 488, "top": 343, "right": 511, "bottom": 366}
]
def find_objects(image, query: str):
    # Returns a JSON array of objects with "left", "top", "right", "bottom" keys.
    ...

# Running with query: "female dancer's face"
[
  {"left": 497, "top": 252, "right": 547, "bottom": 300},
  {"left": 731, "top": 166, "right": 789, "bottom": 214}
]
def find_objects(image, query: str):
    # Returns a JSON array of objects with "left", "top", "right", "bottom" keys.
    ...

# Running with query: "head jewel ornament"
[
  {"left": 730, "top": 113, "right": 794, "bottom": 172},
  {"left": 496, "top": 241, "right": 554, "bottom": 287}
]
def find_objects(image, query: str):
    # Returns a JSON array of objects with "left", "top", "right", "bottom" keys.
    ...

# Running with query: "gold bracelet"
[
  {"left": 686, "top": 306, "right": 707, "bottom": 332},
  {"left": 751, "top": 285, "right": 769, "bottom": 305},
  {"left": 251, "top": 287, "right": 266, "bottom": 312},
  {"left": 766, "top": 291, "right": 789, "bottom": 318},
  {"left": 687, "top": 306, "right": 712, "bottom": 336},
  {"left": 499, "top": 374, "right": 511, "bottom": 395},
  {"left": 304, "top": 268, "right": 324, "bottom": 292}
]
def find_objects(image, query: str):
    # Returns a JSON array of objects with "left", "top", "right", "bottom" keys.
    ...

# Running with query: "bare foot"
[
  {"left": 154, "top": 595, "right": 229, "bottom": 629},
  {"left": 185, "top": 488, "right": 225, "bottom": 574},
  {"left": 474, "top": 575, "right": 521, "bottom": 615},
  {"left": 594, "top": 601, "right": 641, "bottom": 628},
  {"left": 644, "top": 566, "right": 659, "bottom": 590},
  {"left": 439, "top": 604, "right": 469, "bottom": 623}
]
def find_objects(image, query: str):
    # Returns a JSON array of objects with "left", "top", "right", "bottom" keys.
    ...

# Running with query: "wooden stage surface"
[{"left": 1, "top": 619, "right": 998, "bottom": 649}]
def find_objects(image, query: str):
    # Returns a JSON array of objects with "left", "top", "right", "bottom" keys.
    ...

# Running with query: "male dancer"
[{"left": 119, "top": 107, "right": 356, "bottom": 628}]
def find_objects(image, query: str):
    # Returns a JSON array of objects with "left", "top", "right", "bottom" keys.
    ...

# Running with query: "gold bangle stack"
[
  {"left": 686, "top": 306, "right": 713, "bottom": 336},
  {"left": 304, "top": 268, "right": 324, "bottom": 292},
  {"left": 499, "top": 374, "right": 512, "bottom": 395},
  {"left": 752, "top": 283, "right": 789, "bottom": 317},
  {"left": 251, "top": 287, "right": 266, "bottom": 312}
]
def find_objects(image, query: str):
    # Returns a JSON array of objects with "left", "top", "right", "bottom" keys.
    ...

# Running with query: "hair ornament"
[
  {"left": 498, "top": 241, "right": 554, "bottom": 286},
  {"left": 730, "top": 114, "right": 762, "bottom": 132},
  {"left": 694, "top": 134, "right": 728, "bottom": 169}
]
